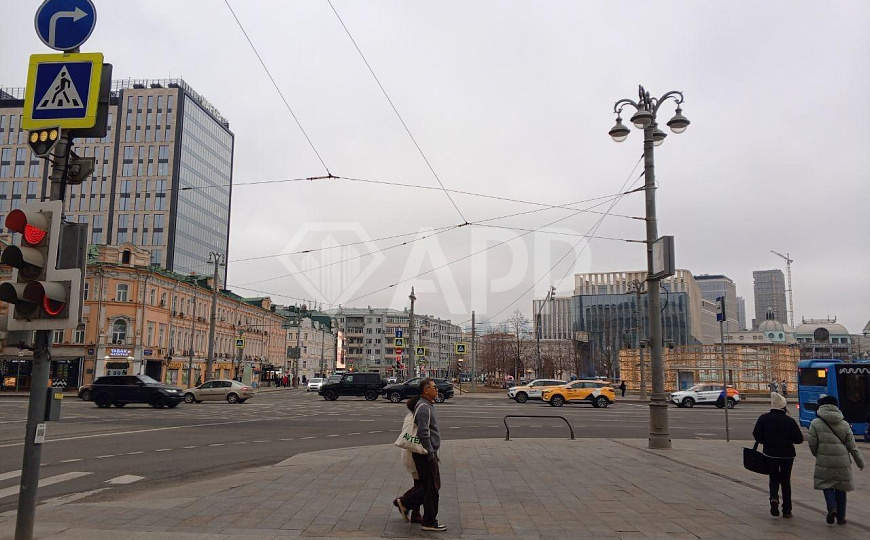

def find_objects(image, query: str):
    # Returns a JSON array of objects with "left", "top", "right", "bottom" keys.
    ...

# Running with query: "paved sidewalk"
[{"left": 1, "top": 435, "right": 867, "bottom": 540}]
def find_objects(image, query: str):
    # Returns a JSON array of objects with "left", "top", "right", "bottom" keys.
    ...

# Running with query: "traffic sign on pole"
[
  {"left": 23, "top": 52, "right": 103, "bottom": 130},
  {"left": 34, "top": 0, "right": 97, "bottom": 52},
  {"left": 235, "top": 338, "right": 245, "bottom": 349}
]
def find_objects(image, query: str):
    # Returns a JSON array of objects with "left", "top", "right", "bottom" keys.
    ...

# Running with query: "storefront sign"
[
  {"left": 144, "top": 350, "right": 153, "bottom": 356},
  {"left": 109, "top": 348, "right": 132, "bottom": 357}
]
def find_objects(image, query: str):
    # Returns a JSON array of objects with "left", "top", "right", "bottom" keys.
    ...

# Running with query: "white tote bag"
[{"left": 393, "top": 411, "right": 428, "bottom": 454}]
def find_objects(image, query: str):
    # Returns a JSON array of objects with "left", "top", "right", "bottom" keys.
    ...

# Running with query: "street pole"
[
  {"left": 187, "top": 281, "right": 197, "bottom": 388},
  {"left": 205, "top": 251, "right": 223, "bottom": 382},
  {"left": 236, "top": 328, "right": 244, "bottom": 379},
  {"left": 720, "top": 318, "right": 731, "bottom": 442},
  {"left": 643, "top": 122, "right": 671, "bottom": 450},
  {"left": 407, "top": 287, "right": 416, "bottom": 377},
  {"left": 16, "top": 133, "right": 72, "bottom": 540},
  {"left": 319, "top": 323, "right": 326, "bottom": 377},
  {"left": 293, "top": 309, "right": 303, "bottom": 387},
  {"left": 610, "top": 85, "right": 689, "bottom": 450},
  {"left": 470, "top": 311, "right": 476, "bottom": 392}
]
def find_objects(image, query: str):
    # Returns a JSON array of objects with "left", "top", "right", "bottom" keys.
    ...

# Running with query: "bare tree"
[{"left": 505, "top": 309, "right": 532, "bottom": 380}]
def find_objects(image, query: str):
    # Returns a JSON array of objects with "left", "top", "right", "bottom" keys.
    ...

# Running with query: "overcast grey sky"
[{"left": 2, "top": 1, "right": 868, "bottom": 332}]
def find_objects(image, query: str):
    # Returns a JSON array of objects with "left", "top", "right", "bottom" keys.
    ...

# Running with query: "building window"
[
  {"left": 147, "top": 322, "right": 155, "bottom": 346},
  {"left": 53, "top": 330, "right": 64, "bottom": 344},
  {"left": 160, "top": 291, "right": 167, "bottom": 307},
  {"left": 83, "top": 281, "right": 90, "bottom": 300},
  {"left": 112, "top": 319, "right": 128, "bottom": 344},
  {"left": 116, "top": 283, "right": 129, "bottom": 302},
  {"left": 149, "top": 288, "right": 156, "bottom": 305},
  {"left": 74, "top": 328, "right": 85, "bottom": 344}
]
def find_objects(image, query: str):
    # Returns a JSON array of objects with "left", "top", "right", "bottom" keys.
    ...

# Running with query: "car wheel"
[
  {"left": 113, "top": 402, "right": 126, "bottom": 408},
  {"left": 435, "top": 392, "right": 445, "bottom": 404},
  {"left": 682, "top": 397, "right": 695, "bottom": 408},
  {"left": 550, "top": 395, "right": 565, "bottom": 407},
  {"left": 389, "top": 391, "right": 403, "bottom": 403},
  {"left": 515, "top": 392, "right": 528, "bottom": 404},
  {"left": 80, "top": 390, "right": 91, "bottom": 401},
  {"left": 95, "top": 393, "right": 111, "bottom": 408},
  {"left": 184, "top": 393, "right": 196, "bottom": 404},
  {"left": 150, "top": 395, "right": 166, "bottom": 408},
  {"left": 323, "top": 390, "right": 338, "bottom": 401},
  {"left": 364, "top": 389, "right": 378, "bottom": 401},
  {"left": 594, "top": 396, "right": 609, "bottom": 408},
  {"left": 726, "top": 398, "right": 736, "bottom": 409},
  {"left": 227, "top": 393, "right": 239, "bottom": 404}
]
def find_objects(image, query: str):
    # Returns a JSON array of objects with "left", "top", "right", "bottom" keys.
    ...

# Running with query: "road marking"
[
  {"left": 326, "top": 434, "right": 339, "bottom": 438},
  {"left": 449, "top": 426, "right": 461, "bottom": 429},
  {"left": 0, "top": 470, "right": 21, "bottom": 482},
  {"left": 232, "top": 441, "right": 248, "bottom": 445},
  {"left": 279, "top": 438, "right": 294, "bottom": 441},
  {"left": 182, "top": 446, "right": 199, "bottom": 449},
  {"left": 60, "top": 458, "right": 83, "bottom": 463},
  {"left": 95, "top": 455, "right": 116, "bottom": 459},
  {"left": 252, "top": 440, "right": 269, "bottom": 443},
  {"left": 368, "top": 430, "right": 383, "bottom": 434},
  {"left": 155, "top": 448, "right": 172, "bottom": 452},
  {"left": 300, "top": 436, "right": 315, "bottom": 440},
  {"left": 695, "top": 433, "right": 716, "bottom": 436},
  {"left": 126, "top": 451, "right": 144, "bottom": 455},
  {"left": 360, "top": 419, "right": 374, "bottom": 422},
  {"left": 208, "top": 443, "right": 225, "bottom": 447},
  {"left": 106, "top": 474, "right": 145, "bottom": 485},
  {"left": 348, "top": 432, "right": 360, "bottom": 435},
  {"left": 0, "top": 472, "right": 91, "bottom": 500}
]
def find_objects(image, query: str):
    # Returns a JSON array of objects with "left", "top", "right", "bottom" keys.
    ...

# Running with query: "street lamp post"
[
  {"left": 535, "top": 286, "right": 555, "bottom": 379},
  {"left": 609, "top": 85, "right": 690, "bottom": 450}
]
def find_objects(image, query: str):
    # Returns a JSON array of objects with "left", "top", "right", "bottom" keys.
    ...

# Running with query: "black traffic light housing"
[{"left": 27, "top": 127, "right": 60, "bottom": 158}]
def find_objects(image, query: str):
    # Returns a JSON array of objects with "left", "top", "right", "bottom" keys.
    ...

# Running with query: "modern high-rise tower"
[
  {"left": 0, "top": 78, "right": 233, "bottom": 282},
  {"left": 752, "top": 269, "right": 788, "bottom": 328}
]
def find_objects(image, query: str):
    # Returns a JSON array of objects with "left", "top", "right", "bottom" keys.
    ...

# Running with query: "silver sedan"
[{"left": 183, "top": 380, "right": 254, "bottom": 404}]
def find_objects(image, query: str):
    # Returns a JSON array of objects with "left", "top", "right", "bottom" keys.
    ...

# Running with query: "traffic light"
[
  {"left": 27, "top": 128, "right": 60, "bottom": 158},
  {"left": 0, "top": 201, "right": 85, "bottom": 330}
]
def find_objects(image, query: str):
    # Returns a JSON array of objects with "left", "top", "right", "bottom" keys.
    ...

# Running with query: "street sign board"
[
  {"left": 455, "top": 342, "right": 468, "bottom": 355},
  {"left": 415, "top": 347, "right": 427, "bottom": 357},
  {"left": 394, "top": 337, "right": 404, "bottom": 347},
  {"left": 235, "top": 338, "right": 245, "bottom": 348},
  {"left": 35, "top": 0, "right": 97, "bottom": 52},
  {"left": 23, "top": 52, "right": 103, "bottom": 130},
  {"left": 395, "top": 348, "right": 402, "bottom": 356},
  {"left": 395, "top": 329, "right": 403, "bottom": 338}
]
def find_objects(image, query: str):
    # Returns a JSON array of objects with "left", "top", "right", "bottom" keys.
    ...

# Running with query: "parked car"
[
  {"left": 386, "top": 377, "right": 398, "bottom": 384},
  {"left": 507, "top": 379, "right": 567, "bottom": 403},
  {"left": 670, "top": 384, "right": 740, "bottom": 408},
  {"left": 382, "top": 377, "right": 454, "bottom": 404},
  {"left": 183, "top": 379, "right": 254, "bottom": 404},
  {"left": 78, "top": 374, "right": 184, "bottom": 409},
  {"left": 318, "top": 372, "right": 386, "bottom": 401},
  {"left": 541, "top": 380, "right": 615, "bottom": 408},
  {"left": 306, "top": 378, "right": 325, "bottom": 392}
]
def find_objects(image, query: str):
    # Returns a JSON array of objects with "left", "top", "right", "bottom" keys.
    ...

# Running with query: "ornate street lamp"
[{"left": 609, "top": 85, "right": 690, "bottom": 450}]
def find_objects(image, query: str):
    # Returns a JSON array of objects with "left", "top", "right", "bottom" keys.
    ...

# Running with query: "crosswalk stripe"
[
  {"left": 0, "top": 472, "right": 92, "bottom": 500},
  {"left": 0, "top": 470, "right": 22, "bottom": 482},
  {"left": 105, "top": 475, "right": 144, "bottom": 485}
]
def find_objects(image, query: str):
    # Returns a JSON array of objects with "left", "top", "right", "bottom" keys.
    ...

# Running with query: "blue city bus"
[{"left": 797, "top": 359, "right": 870, "bottom": 440}]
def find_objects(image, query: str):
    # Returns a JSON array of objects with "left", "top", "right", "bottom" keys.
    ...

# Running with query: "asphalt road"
[{"left": 0, "top": 390, "right": 772, "bottom": 513}]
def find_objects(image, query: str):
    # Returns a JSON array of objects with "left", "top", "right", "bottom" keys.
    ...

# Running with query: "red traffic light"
[
  {"left": 6, "top": 209, "right": 49, "bottom": 246},
  {"left": 24, "top": 281, "right": 68, "bottom": 318}
]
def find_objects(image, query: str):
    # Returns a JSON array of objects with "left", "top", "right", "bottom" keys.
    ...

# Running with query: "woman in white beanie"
[{"left": 752, "top": 392, "right": 804, "bottom": 518}]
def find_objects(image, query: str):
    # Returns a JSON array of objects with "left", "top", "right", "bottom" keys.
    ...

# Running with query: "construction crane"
[{"left": 771, "top": 250, "right": 794, "bottom": 328}]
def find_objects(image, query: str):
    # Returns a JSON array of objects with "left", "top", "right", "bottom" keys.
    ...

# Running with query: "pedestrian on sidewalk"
[
  {"left": 394, "top": 396, "right": 423, "bottom": 524},
  {"left": 780, "top": 379, "right": 788, "bottom": 398},
  {"left": 619, "top": 381, "right": 627, "bottom": 398},
  {"left": 398, "top": 378, "right": 446, "bottom": 532},
  {"left": 768, "top": 380, "right": 779, "bottom": 393},
  {"left": 808, "top": 395, "right": 865, "bottom": 525},
  {"left": 282, "top": 374, "right": 289, "bottom": 387},
  {"left": 753, "top": 392, "right": 804, "bottom": 518}
]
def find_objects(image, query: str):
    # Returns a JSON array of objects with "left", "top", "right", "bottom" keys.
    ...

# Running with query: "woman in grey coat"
[{"left": 808, "top": 395, "right": 865, "bottom": 525}]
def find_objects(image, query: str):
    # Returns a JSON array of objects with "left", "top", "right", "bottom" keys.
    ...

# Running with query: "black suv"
[
  {"left": 318, "top": 372, "right": 386, "bottom": 401},
  {"left": 382, "top": 377, "right": 454, "bottom": 403},
  {"left": 78, "top": 374, "right": 185, "bottom": 408}
]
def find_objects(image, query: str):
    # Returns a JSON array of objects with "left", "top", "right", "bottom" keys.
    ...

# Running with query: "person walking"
[
  {"left": 397, "top": 378, "right": 446, "bottom": 531},
  {"left": 780, "top": 379, "right": 788, "bottom": 398},
  {"left": 752, "top": 392, "right": 804, "bottom": 518},
  {"left": 394, "top": 396, "right": 423, "bottom": 524},
  {"left": 619, "top": 380, "right": 627, "bottom": 398},
  {"left": 768, "top": 380, "right": 778, "bottom": 393},
  {"left": 808, "top": 395, "right": 865, "bottom": 525}
]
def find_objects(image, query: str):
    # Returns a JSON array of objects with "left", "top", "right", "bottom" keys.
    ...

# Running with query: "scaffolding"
[{"left": 619, "top": 343, "right": 800, "bottom": 394}]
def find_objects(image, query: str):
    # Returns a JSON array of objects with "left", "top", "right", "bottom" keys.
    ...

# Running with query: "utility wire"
[
  {"left": 326, "top": 0, "right": 468, "bottom": 223},
  {"left": 224, "top": 1, "right": 331, "bottom": 175}
]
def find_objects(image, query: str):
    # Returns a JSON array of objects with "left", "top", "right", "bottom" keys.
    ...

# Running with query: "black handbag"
[{"left": 743, "top": 442, "right": 769, "bottom": 475}]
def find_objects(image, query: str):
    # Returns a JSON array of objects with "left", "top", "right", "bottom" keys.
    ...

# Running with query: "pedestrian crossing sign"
[
  {"left": 23, "top": 52, "right": 103, "bottom": 130},
  {"left": 235, "top": 338, "right": 245, "bottom": 348},
  {"left": 455, "top": 342, "right": 468, "bottom": 355},
  {"left": 415, "top": 347, "right": 427, "bottom": 357}
]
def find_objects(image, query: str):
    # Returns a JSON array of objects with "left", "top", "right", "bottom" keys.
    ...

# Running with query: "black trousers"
[
  {"left": 403, "top": 453, "right": 440, "bottom": 526},
  {"left": 768, "top": 458, "right": 794, "bottom": 513},
  {"left": 401, "top": 478, "right": 422, "bottom": 517}
]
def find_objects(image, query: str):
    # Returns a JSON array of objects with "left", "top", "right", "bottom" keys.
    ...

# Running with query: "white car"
[
  {"left": 669, "top": 384, "right": 740, "bottom": 409},
  {"left": 507, "top": 379, "right": 567, "bottom": 403},
  {"left": 306, "top": 378, "right": 325, "bottom": 392}
]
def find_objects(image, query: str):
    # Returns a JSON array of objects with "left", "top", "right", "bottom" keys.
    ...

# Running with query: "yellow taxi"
[{"left": 541, "top": 380, "right": 615, "bottom": 408}]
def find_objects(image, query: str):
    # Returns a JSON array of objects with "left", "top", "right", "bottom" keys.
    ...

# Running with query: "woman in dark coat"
[{"left": 752, "top": 392, "right": 804, "bottom": 518}]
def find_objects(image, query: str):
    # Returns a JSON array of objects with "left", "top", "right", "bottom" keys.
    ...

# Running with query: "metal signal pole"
[{"left": 205, "top": 251, "right": 224, "bottom": 381}]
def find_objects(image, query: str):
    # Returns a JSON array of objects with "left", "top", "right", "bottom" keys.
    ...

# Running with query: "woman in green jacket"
[{"left": 808, "top": 395, "right": 865, "bottom": 525}]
